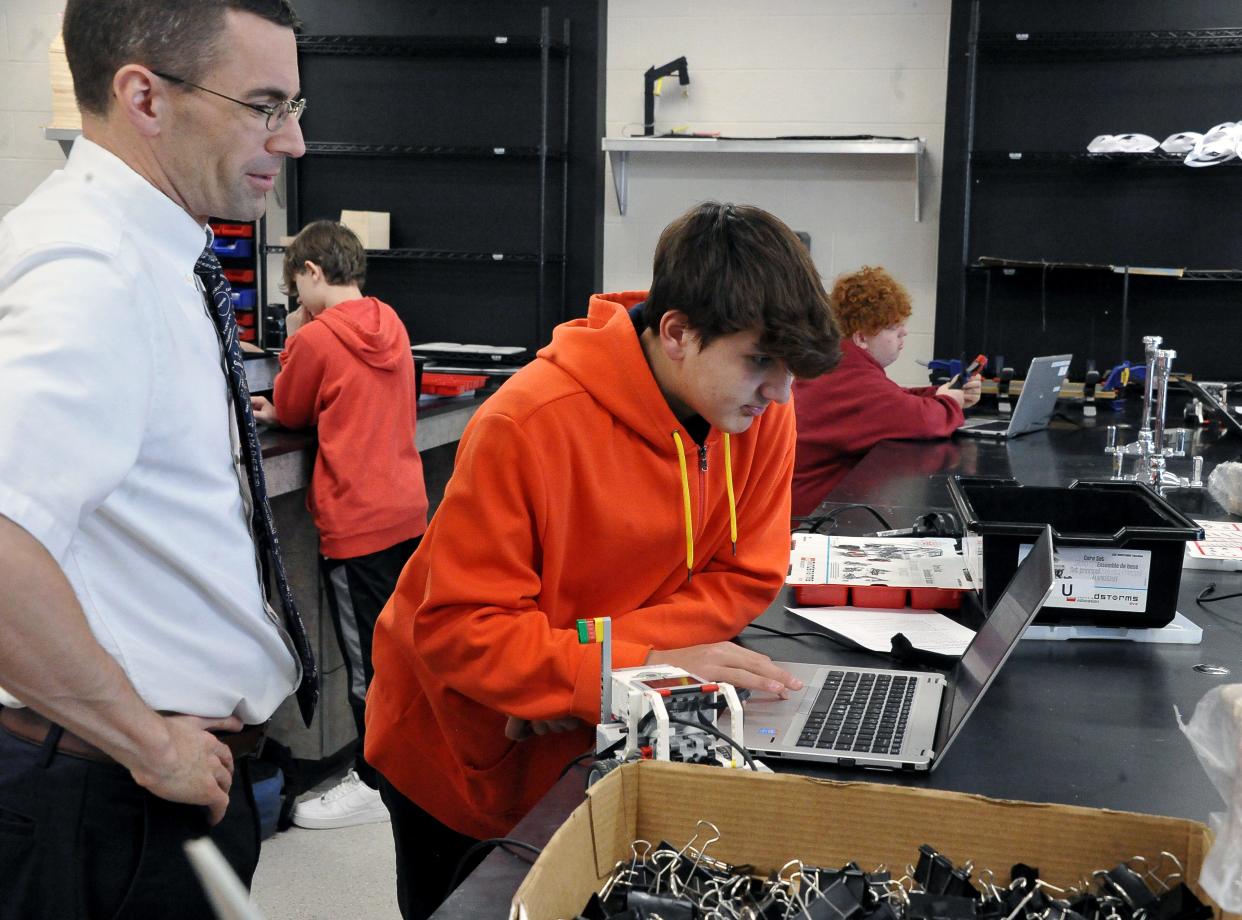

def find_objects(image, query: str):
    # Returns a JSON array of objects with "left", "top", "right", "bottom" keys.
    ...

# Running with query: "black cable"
[
  {"left": 557, "top": 749, "right": 597, "bottom": 780},
  {"left": 742, "top": 621, "right": 886, "bottom": 658},
  {"left": 741, "top": 622, "right": 941, "bottom": 669},
  {"left": 1197, "top": 583, "right": 1242, "bottom": 605},
  {"left": 446, "top": 836, "right": 542, "bottom": 898},
  {"left": 665, "top": 713, "right": 759, "bottom": 772},
  {"left": 792, "top": 503, "right": 893, "bottom": 534},
  {"left": 744, "top": 621, "right": 858, "bottom": 644}
]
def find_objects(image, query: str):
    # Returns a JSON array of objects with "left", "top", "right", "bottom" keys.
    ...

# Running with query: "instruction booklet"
[{"left": 787, "top": 534, "right": 972, "bottom": 589}]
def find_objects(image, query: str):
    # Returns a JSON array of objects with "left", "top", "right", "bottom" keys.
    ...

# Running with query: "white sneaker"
[{"left": 291, "top": 770, "right": 390, "bottom": 829}]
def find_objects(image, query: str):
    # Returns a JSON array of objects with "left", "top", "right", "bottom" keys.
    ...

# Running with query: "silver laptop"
[
  {"left": 957, "top": 355, "right": 1072, "bottom": 438},
  {"left": 743, "top": 527, "right": 1054, "bottom": 771}
]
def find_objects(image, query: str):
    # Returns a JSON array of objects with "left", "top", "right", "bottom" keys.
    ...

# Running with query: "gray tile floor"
[{"left": 250, "top": 770, "right": 401, "bottom": 919}]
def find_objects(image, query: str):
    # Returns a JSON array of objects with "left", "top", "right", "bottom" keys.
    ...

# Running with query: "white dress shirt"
[{"left": 0, "top": 138, "right": 298, "bottom": 722}]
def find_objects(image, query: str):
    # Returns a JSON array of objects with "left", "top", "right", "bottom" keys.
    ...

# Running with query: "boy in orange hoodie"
[
  {"left": 251, "top": 220, "right": 427, "bottom": 829},
  {"left": 365, "top": 202, "right": 841, "bottom": 920}
]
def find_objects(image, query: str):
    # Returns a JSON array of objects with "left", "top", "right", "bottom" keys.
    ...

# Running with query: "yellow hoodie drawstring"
[
  {"left": 671, "top": 431, "right": 694, "bottom": 580},
  {"left": 723, "top": 433, "right": 737, "bottom": 555},
  {"left": 671, "top": 431, "right": 740, "bottom": 582}
]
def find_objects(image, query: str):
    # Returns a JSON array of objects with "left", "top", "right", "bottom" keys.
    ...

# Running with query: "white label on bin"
[
  {"left": 962, "top": 535, "right": 984, "bottom": 587},
  {"left": 1018, "top": 544, "right": 1151, "bottom": 610}
]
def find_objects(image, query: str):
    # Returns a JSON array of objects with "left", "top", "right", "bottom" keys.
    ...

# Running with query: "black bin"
[{"left": 948, "top": 477, "right": 1203, "bottom": 628}]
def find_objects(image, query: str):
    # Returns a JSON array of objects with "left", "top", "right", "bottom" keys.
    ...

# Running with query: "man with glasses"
[{"left": 0, "top": 1, "right": 309, "bottom": 916}]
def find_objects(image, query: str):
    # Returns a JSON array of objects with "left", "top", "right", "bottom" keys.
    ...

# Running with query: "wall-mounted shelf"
[
  {"left": 601, "top": 136, "right": 926, "bottom": 220},
  {"left": 43, "top": 125, "right": 80, "bottom": 156}
]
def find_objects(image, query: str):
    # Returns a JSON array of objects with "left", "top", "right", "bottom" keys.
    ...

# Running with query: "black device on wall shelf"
[
  {"left": 643, "top": 56, "right": 690, "bottom": 136},
  {"left": 270, "top": 3, "right": 593, "bottom": 355},
  {"left": 936, "top": 2, "right": 1242, "bottom": 383}
]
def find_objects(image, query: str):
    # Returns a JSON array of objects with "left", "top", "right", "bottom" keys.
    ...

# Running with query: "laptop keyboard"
[
  {"left": 796, "top": 671, "right": 915, "bottom": 756},
  {"left": 965, "top": 420, "right": 1009, "bottom": 432}
]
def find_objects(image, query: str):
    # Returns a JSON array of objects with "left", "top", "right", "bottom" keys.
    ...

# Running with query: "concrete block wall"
[
  {"left": 0, "top": 0, "right": 66, "bottom": 222},
  {"left": 604, "top": 0, "right": 950, "bottom": 385}
]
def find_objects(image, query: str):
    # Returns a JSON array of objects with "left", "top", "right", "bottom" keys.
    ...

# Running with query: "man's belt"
[{"left": 0, "top": 706, "right": 268, "bottom": 765}]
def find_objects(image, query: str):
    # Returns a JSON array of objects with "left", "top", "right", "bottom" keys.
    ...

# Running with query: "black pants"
[
  {"left": 379, "top": 777, "right": 486, "bottom": 920},
  {"left": 320, "top": 534, "right": 421, "bottom": 788},
  {"left": 0, "top": 726, "right": 260, "bottom": 920}
]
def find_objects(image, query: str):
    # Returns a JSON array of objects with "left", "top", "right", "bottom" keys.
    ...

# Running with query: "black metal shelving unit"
[
  {"left": 936, "top": 2, "right": 1242, "bottom": 381},
  {"left": 273, "top": 7, "right": 572, "bottom": 353}
]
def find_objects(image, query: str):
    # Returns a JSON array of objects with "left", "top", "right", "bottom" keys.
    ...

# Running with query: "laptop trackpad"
[{"left": 742, "top": 663, "right": 823, "bottom": 718}]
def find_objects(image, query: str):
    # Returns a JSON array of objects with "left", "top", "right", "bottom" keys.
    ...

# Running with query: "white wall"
[
  {"left": 604, "top": 0, "right": 950, "bottom": 385},
  {"left": 0, "top": 0, "right": 66, "bottom": 222}
]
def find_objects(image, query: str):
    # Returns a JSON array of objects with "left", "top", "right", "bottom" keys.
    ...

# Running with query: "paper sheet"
[
  {"left": 1185, "top": 519, "right": 1242, "bottom": 570},
  {"left": 787, "top": 606, "right": 976, "bottom": 656}
]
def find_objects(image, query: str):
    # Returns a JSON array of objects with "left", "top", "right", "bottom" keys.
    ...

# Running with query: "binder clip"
[
  {"left": 997, "top": 367, "right": 1015, "bottom": 415},
  {"left": 1083, "top": 368, "right": 1100, "bottom": 418}
]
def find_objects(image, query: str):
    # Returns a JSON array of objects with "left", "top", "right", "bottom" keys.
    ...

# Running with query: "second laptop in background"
[{"left": 957, "top": 354, "right": 1072, "bottom": 439}]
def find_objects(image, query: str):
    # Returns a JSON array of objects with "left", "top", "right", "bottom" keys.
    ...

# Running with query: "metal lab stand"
[{"left": 1105, "top": 335, "right": 1204, "bottom": 494}]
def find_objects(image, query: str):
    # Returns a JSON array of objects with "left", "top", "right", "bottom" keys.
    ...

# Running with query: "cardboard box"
[
  {"left": 339, "top": 209, "right": 390, "bottom": 250},
  {"left": 511, "top": 761, "right": 1231, "bottom": 920}
]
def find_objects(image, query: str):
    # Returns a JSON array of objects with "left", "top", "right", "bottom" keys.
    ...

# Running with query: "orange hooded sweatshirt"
[
  {"left": 365, "top": 293, "right": 795, "bottom": 839},
  {"left": 273, "top": 296, "right": 427, "bottom": 558}
]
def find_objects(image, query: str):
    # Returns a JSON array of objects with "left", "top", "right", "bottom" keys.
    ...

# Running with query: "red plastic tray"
[
  {"left": 209, "top": 222, "right": 254, "bottom": 238},
  {"left": 421, "top": 373, "right": 487, "bottom": 396},
  {"left": 793, "top": 584, "right": 962, "bottom": 610}
]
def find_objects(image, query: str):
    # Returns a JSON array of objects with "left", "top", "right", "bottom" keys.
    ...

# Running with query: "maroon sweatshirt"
[{"left": 791, "top": 339, "right": 964, "bottom": 516}]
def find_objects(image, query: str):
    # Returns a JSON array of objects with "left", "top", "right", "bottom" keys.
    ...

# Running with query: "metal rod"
[
  {"left": 1119, "top": 267, "right": 1131, "bottom": 367},
  {"left": 537, "top": 6, "right": 550, "bottom": 350},
  {"left": 957, "top": 0, "right": 982, "bottom": 360},
  {"left": 1151, "top": 348, "right": 1175, "bottom": 460},
  {"left": 560, "top": 16, "right": 571, "bottom": 334},
  {"left": 1138, "top": 335, "right": 1161, "bottom": 447}
]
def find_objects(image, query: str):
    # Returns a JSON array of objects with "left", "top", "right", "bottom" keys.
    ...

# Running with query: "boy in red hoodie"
[
  {"left": 365, "top": 202, "right": 841, "bottom": 919},
  {"left": 251, "top": 220, "right": 427, "bottom": 829}
]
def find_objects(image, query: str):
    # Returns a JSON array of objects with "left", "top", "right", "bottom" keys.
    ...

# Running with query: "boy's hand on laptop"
[{"left": 646, "top": 643, "right": 803, "bottom": 698}]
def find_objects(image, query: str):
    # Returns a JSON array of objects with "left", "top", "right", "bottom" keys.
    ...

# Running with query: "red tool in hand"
[{"left": 951, "top": 353, "right": 987, "bottom": 389}]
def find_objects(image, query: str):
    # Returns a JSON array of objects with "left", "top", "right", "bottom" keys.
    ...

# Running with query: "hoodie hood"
[
  {"left": 312, "top": 296, "right": 408, "bottom": 371},
  {"left": 537, "top": 292, "right": 739, "bottom": 577},
  {"left": 537, "top": 291, "right": 693, "bottom": 452}
]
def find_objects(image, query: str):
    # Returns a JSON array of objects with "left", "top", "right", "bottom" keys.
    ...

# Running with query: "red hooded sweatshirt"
[
  {"left": 365, "top": 292, "right": 795, "bottom": 839},
  {"left": 790, "top": 338, "right": 964, "bottom": 517},
  {"left": 273, "top": 296, "right": 427, "bottom": 558}
]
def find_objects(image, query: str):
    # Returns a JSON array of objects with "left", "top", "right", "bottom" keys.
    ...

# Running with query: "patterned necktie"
[{"left": 195, "top": 244, "right": 318, "bottom": 727}]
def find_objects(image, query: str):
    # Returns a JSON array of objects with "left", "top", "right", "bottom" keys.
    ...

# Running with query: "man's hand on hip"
[{"left": 127, "top": 714, "right": 243, "bottom": 826}]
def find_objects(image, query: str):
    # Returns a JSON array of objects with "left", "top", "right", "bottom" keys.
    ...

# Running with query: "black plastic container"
[{"left": 948, "top": 477, "right": 1204, "bottom": 628}]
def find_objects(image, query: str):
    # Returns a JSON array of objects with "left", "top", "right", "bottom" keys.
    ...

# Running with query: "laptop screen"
[{"left": 932, "top": 527, "right": 1054, "bottom": 760}]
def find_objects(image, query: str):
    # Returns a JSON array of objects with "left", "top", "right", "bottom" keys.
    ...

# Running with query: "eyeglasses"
[{"left": 151, "top": 70, "right": 307, "bottom": 131}]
